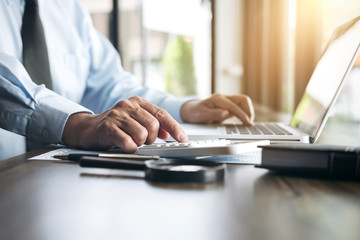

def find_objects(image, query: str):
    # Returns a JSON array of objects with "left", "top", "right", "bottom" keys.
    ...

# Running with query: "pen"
[
  {"left": 53, "top": 153, "right": 160, "bottom": 161},
  {"left": 79, "top": 156, "right": 147, "bottom": 170}
]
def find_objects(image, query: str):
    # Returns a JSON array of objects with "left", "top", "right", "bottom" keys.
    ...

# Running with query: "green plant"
[{"left": 162, "top": 35, "right": 196, "bottom": 97}]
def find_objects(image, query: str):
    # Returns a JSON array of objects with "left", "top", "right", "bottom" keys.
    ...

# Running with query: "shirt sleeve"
[
  {"left": 0, "top": 53, "right": 91, "bottom": 144},
  {"left": 75, "top": 2, "right": 191, "bottom": 122}
]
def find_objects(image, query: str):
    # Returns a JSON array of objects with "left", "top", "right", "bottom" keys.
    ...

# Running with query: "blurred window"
[{"left": 79, "top": 0, "right": 212, "bottom": 99}]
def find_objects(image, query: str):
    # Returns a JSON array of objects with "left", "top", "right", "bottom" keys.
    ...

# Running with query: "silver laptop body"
[{"left": 183, "top": 17, "right": 360, "bottom": 143}]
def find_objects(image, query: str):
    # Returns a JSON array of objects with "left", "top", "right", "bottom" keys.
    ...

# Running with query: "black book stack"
[{"left": 257, "top": 144, "right": 360, "bottom": 180}]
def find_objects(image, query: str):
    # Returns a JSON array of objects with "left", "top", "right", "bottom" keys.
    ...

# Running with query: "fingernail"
[
  {"left": 178, "top": 132, "right": 188, "bottom": 142},
  {"left": 247, "top": 116, "right": 254, "bottom": 125},
  {"left": 221, "top": 111, "right": 229, "bottom": 119}
]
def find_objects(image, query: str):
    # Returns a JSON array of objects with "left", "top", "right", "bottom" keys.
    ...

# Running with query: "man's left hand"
[{"left": 180, "top": 94, "right": 255, "bottom": 125}]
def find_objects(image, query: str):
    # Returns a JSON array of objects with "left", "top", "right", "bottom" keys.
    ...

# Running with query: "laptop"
[{"left": 182, "top": 17, "right": 360, "bottom": 143}]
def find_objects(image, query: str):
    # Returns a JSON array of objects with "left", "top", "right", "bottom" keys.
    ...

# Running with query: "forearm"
[{"left": 0, "top": 53, "right": 91, "bottom": 144}]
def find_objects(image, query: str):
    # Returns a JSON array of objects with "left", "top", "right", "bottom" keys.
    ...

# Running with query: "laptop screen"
[{"left": 290, "top": 17, "right": 360, "bottom": 142}]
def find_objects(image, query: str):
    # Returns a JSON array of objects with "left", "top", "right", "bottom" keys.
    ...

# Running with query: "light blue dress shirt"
[{"left": 0, "top": 0, "right": 188, "bottom": 160}]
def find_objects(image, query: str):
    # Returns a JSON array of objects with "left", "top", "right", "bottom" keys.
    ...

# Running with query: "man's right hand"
[{"left": 62, "top": 96, "right": 188, "bottom": 153}]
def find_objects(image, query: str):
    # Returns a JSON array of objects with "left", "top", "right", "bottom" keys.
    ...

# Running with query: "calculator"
[{"left": 135, "top": 139, "right": 269, "bottom": 158}]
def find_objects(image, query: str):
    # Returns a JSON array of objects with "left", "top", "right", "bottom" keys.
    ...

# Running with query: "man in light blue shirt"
[{"left": 0, "top": 0, "right": 254, "bottom": 160}]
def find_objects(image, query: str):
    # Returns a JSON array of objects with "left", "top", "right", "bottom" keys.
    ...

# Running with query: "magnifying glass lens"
[{"left": 145, "top": 159, "right": 225, "bottom": 184}]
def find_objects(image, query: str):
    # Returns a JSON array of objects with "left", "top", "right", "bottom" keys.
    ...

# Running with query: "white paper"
[
  {"left": 28, "top": 145, "right": 262, "bottom": 164},
  {"left": 29, "top": 148, "right": 75, "bottom": 161}
]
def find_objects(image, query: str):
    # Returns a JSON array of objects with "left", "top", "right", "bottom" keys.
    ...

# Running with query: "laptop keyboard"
[{"left": 225, "top": 123, "right": 293, "bottom": 135}]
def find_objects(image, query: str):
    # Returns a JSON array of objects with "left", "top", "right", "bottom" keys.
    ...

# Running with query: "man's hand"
[
  {"left": 62, "top": 96, "right": 188, "bottom": 152},
  {"left": 180, "top": 93, "right": 255, "bottom": 125}
]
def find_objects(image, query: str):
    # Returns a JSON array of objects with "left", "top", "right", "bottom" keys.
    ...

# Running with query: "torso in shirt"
[{"left": 0, "top": 0, "right": 90, "bottom": 103}]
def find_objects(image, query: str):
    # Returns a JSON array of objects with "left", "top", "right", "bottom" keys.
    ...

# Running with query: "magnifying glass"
[{"left": 79, "top": 156, "right": 226, "bottom": 184}]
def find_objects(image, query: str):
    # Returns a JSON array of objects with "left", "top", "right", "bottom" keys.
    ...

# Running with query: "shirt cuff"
[
  {"left": 161, "top": 97, "right": 199, "bottom": 123},
  {"left": 27, "top": 94, "right": 92, "bottom": 144}
]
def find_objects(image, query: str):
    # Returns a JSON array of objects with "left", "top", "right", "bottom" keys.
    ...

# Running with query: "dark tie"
[{"left": 21, "top": 0, "right": 52, "bottom": 89}]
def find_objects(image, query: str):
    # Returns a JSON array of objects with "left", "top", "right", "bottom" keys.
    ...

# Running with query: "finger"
[
  {"left": 134, "top": 97, "right": 188, "bottom": 142},
  {"left": 228, "top": 95, "right": 255, "bottom": 122},
  {"left": 158, "top": 128, "right": 170, "bottom": 140},
  {"left": 99, "top": 121, "right": 138, "bottom": 152},
  {"left": 126, "top": 107, "right": 160, "bottom": 145},
  {"left": 204, "top": 109, "right": 230, "bottom": 123},
  {"left": 116, "top": 115, "right": 150, "bottom": 146},
  {"left": 208, "top": 95, "right": 253, "bottom": 125},
  {"left": 147, "top": 107, "right": 187, "bottom": 142},
  {"left": 113, "top": 98, "right": 161, "bottom": 145},
  {"left": 112, "top": 131, "right": 138, "bottom": 153}
]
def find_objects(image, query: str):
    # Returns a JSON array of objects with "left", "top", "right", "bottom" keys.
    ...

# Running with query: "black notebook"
[{"left": 257, "top": 144, "right": 360, "bottom": 180}]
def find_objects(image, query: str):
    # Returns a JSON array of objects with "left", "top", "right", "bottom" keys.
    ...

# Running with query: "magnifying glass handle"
[{"left": 79, "top": 156, "right": 146, "bottom": 170}]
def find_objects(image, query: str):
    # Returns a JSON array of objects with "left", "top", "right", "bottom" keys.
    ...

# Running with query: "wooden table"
[{"left": 1, "top": 107, "right": 360, "bottom": 240}]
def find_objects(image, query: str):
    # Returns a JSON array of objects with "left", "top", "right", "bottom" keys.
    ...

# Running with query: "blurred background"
[
  {"left": 78, "top": 0, "right": 212, "bottom": 99},
  {"left": 78, "top": 0, "right": 360, "bottom": 121}
]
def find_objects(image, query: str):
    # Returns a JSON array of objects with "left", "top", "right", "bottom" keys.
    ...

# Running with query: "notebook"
[{"left": 182, "top": 17, "right": 360, "bottom": 143}]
